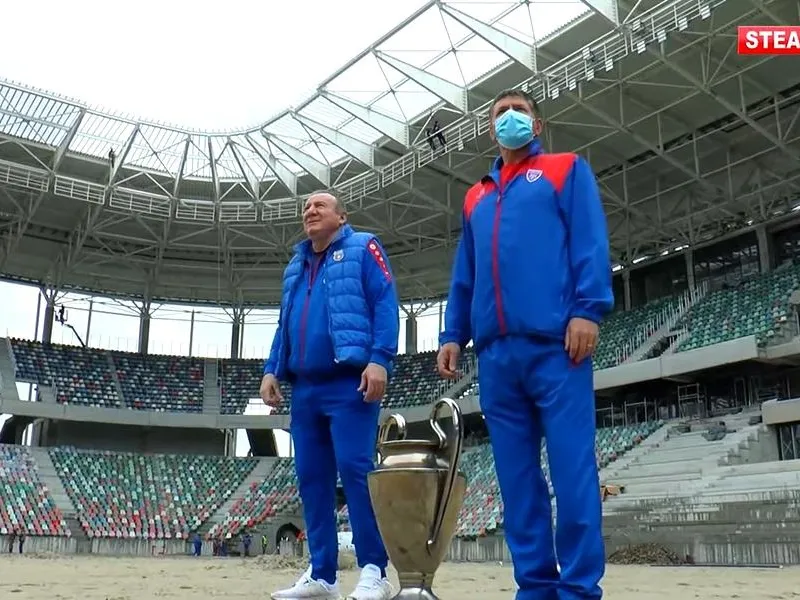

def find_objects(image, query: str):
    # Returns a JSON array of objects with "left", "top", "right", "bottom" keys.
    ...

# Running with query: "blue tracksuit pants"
[
  {"left": 478, "top": 337, "right": 604, "bottom": 600},
  {"left": 290, "top": 373, "right": 388, "bottom": 584}
]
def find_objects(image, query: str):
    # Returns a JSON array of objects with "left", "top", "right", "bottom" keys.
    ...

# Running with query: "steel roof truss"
[{"left": 374, "top": 51, "right": 468, "bottom": 114}]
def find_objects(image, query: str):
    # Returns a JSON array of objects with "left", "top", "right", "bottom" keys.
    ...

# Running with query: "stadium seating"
[
  {"left": 49, "top": 447, "right": 257, "bottom": 539},
  {"left": 676, "top": 263, "right": 800, "bottom": 351},
  {"left": 456, "top": 443, "right": 502, "bottom": 537},
  {"left": 112, "top": 352, "right": 204, "bottom": 412},
  {"left": 11, "top": 338, "right": 121, "bottom": 408},
  {"left": 0, "top": 444, "right": 69, "bottom": 536},
  {"left": 383, "top": 349, "right": 473, "bottom": 409},
  {"left": 220, "top": 351, "right": 470, "bottom": 414},
  {"left": 219, "top": 359, "right": 292, "bottom": 415},
  {"left": 208, "top": 458, "right": 300, "bottom": 539},
  {"left": 327, "top": 421, "right": 662, "bottom": 538},
  {"left": 9, "top": 340, "right": 468, "bottom": 415},
  {"left": 464, "top": 422, "right": 662, "bottom": 536},
  {"left": 0, "top": 419, "right": 661, "bottom": 542},
  {"left": 592, "top": 296, "right": 683, "bottom": 370}
]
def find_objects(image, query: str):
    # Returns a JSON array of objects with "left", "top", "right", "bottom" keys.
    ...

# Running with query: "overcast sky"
[{"left": 0, "top": 0, "right": 432, "bottom": 130}]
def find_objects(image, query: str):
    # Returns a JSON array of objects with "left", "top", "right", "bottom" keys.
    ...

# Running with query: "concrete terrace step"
[
  {"left": 203, "top": 358, "right": 221, "bottom": 414},
  {"left": 28, "top": 446, "right": 91, "bottom": 546}
]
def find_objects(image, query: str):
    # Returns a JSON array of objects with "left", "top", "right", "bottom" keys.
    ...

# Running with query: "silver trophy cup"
[{"left": 368, "top": 398, "right": 466, "bottom": 600}]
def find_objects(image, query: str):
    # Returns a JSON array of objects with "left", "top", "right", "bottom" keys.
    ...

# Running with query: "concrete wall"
[
  {"left": 3, "top": 535, "right": 78, "bottom": 554},
  {"left": 762, "top": 397, "right": 800, "bottom": 425},
  {"left": 1, "top": 535, "right": 189, "bottom": 556},
  {"left": 42, "top": 421, "right": 225, "bottom": 454},
  {"left": 10, "top": 521, "right": 800, "bottom": 566}
]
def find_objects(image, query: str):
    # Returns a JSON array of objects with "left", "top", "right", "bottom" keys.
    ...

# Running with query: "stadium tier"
[
  {"left": 114, "top": 352, "right": 205, "bottom": 413},
  {"left": 202, "top": 422, "right": 662, "bottom": 540},
  {"left": 49, "top": 448, "right": 258, "bottom": 539},
  {"left": 11, "top": 339, "right": 121, "bottom": 408},
  {"left": 0, "top": 444, "right": 69, "bottom": 537},
  {"left": 7, "top": 264, "right": 800, "bottom": 416},
  {"left": 0, "top": 422, "right": 662, "bottom": 540},
  {"left": 675, "top": 262, "right": 800, "bottom": 351},
  {"left": 10, "top": 341, "right": 471, "bottom": 413}
]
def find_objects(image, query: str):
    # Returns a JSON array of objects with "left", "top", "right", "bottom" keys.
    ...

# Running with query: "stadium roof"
[{"left": 0, "top": 0, "right": 798, "bottom": 307}]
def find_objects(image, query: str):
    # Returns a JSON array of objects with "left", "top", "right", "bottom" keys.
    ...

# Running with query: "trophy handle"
[
  {"left": 426, "top": 397, "right": 463, "bottom": 553},
  {"left": 376, "top": 413, "right": 407, "bottom": 462}
]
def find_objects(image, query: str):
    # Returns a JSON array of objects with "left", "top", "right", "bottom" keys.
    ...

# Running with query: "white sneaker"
[
  {"left": 346, "top": 564, "right": 393, "bottom": 600},
  {"left": 271, "top": 565, "right": 341, "bottom": 599}
]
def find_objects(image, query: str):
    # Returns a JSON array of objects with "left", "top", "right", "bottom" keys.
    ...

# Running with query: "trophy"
[{"left": 368, "top": 398, "right": 466, "bottom": 600}]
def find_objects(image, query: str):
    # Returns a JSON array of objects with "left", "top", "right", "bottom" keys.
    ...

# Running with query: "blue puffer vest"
[{"left": 272, "top": 224, "right": 374, "bottom": 379}]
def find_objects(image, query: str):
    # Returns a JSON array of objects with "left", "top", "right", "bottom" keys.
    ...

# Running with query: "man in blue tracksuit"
[
  {"left": 437, "top": 89, "right": 614, "bottom": 600},
  {"left": 261, "top": 191, "right": 399, "bottom": 600}
]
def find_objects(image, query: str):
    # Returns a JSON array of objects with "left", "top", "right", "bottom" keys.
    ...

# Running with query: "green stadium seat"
[
  {"left": 676, "top": 263, "right": 800, "bottom": 351},
  {"left": 208, "top": 458, "right": 300, "bottom": 539},
  {"left": 49, "top": 447, "right": 257, "bottom": 539}
]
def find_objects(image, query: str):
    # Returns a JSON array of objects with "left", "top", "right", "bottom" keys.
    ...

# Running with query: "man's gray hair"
[{"left": 307, "top": 190, "right": 346, "bottom": 215}]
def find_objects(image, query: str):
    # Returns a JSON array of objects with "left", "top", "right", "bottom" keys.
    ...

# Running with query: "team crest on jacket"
[
  {"left": 332, "top": 249, "right": 344, "bottom": 262},
  {"left": 526, "top": 168, "right": 543, "bottom": 183}
]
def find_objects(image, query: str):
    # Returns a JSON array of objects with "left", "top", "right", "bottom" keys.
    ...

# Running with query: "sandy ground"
[{"left": 2, "top": 554, "right": 800, "bottom": 599}]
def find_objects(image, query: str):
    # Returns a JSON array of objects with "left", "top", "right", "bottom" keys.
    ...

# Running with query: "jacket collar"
[
  {"left": 294, "top": 223, "right": 354, "bottom": 257},
  {"left": 485, "top": 137, "right": 543, "bottom": 184}
]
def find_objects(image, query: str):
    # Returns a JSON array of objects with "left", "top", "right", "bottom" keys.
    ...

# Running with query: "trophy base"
[{"left": 391, "top": 587, "right": 440, "bottom": 600}]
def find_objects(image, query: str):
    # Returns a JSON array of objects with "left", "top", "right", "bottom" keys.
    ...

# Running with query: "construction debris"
[{"left": 607, "top": 543, "right": 688, "bottom": 565}]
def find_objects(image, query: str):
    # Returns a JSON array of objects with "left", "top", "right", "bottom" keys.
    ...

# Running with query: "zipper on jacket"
[
  {"left": 298, "top": 255, "right": 323, "bottom": 368},
  {"left": 491, "top": 190, "right": 508, "bottom": 335}
]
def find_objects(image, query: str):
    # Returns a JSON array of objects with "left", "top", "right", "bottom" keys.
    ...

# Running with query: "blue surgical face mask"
[{"left": 494, "top": 109, "right": 534, "bottom": 150}]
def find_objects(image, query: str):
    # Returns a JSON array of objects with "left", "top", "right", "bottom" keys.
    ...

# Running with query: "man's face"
[
  {"left": 489, "top": 95, "right": 543, "bottom": 142},
  {"left": 303, "top": 193, "right": 344, "bottom": 239}
]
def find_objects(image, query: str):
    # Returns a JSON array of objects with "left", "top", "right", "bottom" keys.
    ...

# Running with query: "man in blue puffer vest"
[
  {"left": 437, "top": 89, "right": 614, "bottom": 600},
  {"left": 261, "top": 191, "right": 399, "bottom": 600}
]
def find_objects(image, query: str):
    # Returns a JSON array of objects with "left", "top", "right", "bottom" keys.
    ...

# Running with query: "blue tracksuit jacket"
[
  {"left": 264, "top": 224, "right": 399, "bottom": 381},
  {"left": 439, "top": 139, "right": 614, "bottom": 353}
]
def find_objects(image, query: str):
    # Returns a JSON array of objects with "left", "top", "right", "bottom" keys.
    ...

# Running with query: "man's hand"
[
  {"left": 437, "top": 342, "right": 461, "bottom": 380},
  {"left": 359, "top": 362, "right": 387, "bottom": 403},
  {"left": 565, "top": 317, "right": 599, "bottom": 363},
  {"left": 259, "top": 373, "right": 283, "bottom": 407}
]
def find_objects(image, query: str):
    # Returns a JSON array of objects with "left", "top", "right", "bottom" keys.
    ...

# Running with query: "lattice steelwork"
[{"left": 0, "top": 0, "right": 798, "bottom": 305}]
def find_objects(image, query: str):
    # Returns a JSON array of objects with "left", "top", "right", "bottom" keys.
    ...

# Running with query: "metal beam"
[
  {"left": 207, "top": 137, "right": 221, "bottom": 203},
  {"left": 52, "top": 203, "right": 106, "bottom": 287},
  {"left": 52, "top": 109, "right": 86, "bottom": 172},
  {"left": 294, "top": 112, "right": 375, "bottom": 168},
  {"left": 438, "top": 3, "right": 536, "bottom": 72},
  {"left": 321, "top": 91, "right": 409, "bottom": 147},
  {"left": 227, "top": 139, "right": 259, "bottom": 200},
  {"left": 263, "top": 132, "right": 331, "bottom": 188},
  {"left": 651, "top": 48, "right": 800, "bottom": 164},
  {"left": 374, "top": 51, "right": 468, "bottom": 113},
  {"left": 110, "top": 126, "right": 139, "bottom": 185},
  {"left": 0, "top": 190, "right": 47, "bottom": 271},
  {"left": 245, "top": 133, "right": 298, "bottom": 195},
  {"left": 173, "top": 137, "right": 190, "bottom": 198},
  {"left": 577, "top": 0, "right": 620, "bottom": 26}
]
